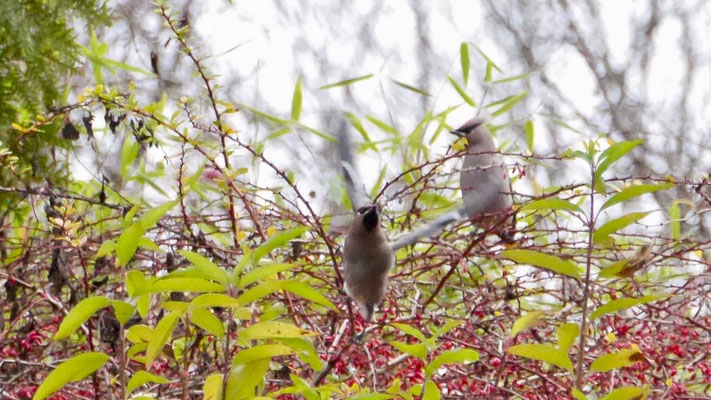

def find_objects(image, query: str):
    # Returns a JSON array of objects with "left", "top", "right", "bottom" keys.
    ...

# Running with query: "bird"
[
  {"left": 450, "top": 117, "right": 513, "bottom": 235},
  {"left": 339, "top": 129, "right": 471, "bottom": 322}
]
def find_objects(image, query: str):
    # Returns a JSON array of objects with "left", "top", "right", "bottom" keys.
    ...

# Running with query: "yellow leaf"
[{"left": 605, "top": 332, "right": 616, "bottom": 343}]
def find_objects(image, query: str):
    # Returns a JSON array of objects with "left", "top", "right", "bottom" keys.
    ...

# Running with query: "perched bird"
[
  {"left": 450, "top": 117, "right": 513, "bottom": 234},
  {"left": 339, "top": 130, "right": 470, "bottom": 321}
]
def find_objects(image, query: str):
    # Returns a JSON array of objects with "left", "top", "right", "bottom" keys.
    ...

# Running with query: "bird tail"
[
  {"left": 358, "top": 302, "right": 375, "bottom": 322},
  {"left": 389, "top": 205, "right": 470, "bottom": 250}
]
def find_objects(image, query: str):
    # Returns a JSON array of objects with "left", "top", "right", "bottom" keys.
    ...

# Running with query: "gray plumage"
[
  {"left": 338, "top": 129, "right": 469, "bottom": 321},
  {"left": 450, "top": 117, "right": 513, "bottom": 230}
]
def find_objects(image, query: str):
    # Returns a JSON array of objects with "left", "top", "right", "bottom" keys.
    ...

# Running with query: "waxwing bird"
[
  {"left": 339, "top": 129, "right": 471, "bottom": 321},
  {"left": 450, "top": 117, "right": 513, "bottom": 234}
]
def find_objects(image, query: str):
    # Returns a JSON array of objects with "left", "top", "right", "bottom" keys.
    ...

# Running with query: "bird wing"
[
  {"left": 339, "top": 129, "right": 371, "bottom": 211},
  {"left": 389, "top": 204, "right": 470, "bottom": 250}
]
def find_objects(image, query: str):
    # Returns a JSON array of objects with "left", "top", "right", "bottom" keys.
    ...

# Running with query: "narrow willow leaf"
[
  {"left": 600, "top": 183, "right": 674, "bottom": 211},
  {"left": 145, "top": 311, "right": 182, "bottom": 368},
  {"left": 540, "top": 114, "right": 581, "bottom": 134},
  {"left": 425, "top": 348, "right": 479, "bottom": 376},
  {"left": 291, "top": 76, "right": 302, "bottom": 121},
  {"left": 178, "top": 250, "right": 229, "bottom": 286},
  {"left": 251, "top": 226, "right": 309, "bottom": 265},
  {"left": 600, "top": 385, "right": 650, "bottom": 400},
  {"left": 111, "top": 300, "right": 136, "bottom": 325},
  {"left": 524, "top": 119, "right": 534, "bottom": 151},
  {"left": 239, "top": 321, "right": 317, "bottom": 340},
  {"left": 202, "top": 373, "right": 223, "bottom": 400},
  {"left": 595, "top": 140, "right": 643, "bottom": 179},
  {"left": 320, "top": 74, "right": 374, "bottom": 89},
  {"left": 510, "top": 310, "right": 545, "bottom": 337},
  {"left": 447, "top": 76, "right": 476, "bottom": 107},
  {"left": 491, "top": 91, "right": 528, "bottom": 118},
  {"left": 591, "top": 294, "right": 667, "bottom": 320},
  {"left": 232, "top": 344, "right": 297, "bottom": 366},
  {"left": 471, "top": 43, "right": 503, "bottom": 72},
  {"left": 493, "top": 72, "right": 533, "bottom": 84},
  {"left": 241, "top": 104, "right": 290, "bottom": 125},
  {"left": 507, "top": 344, "right": 573, "bottom": 372},
  {"left": 518, "top": 198, "right": 582, "bottom": 213},
  {"left": 369, "top": 166, "right": 387, "bottom": 199},
  {"left": 484, "top": 60, "right": 493, "bottom": 83},
  {"left": 225, "top": 360, "right": 270, "bottom": 400},
  {"left": 344, "top": 111, "right": 375, "bottom": 150},
  {"left": 33, "top": 352, "right": 110, "bottom": 400},
  {"left": 460, "top": 42, "right": 470, "bottom": 84},
  {"left": 150, "top": 277, "right": 226, "bottom": 293},
  {"left": 239, "top": 263, "right": 294, "bottom": 288},
  {"left": 126, "top": 370, "right": 169, "bottom": 395},
  {"left": 501, "top": 249, "right": 581, "bottom": 279},
  {"left": 296, "top": 123, "right": 336, "bottom": 142},
  {"left": 55, "top": 296, "right": 111, "bottom": 340},
  {"left": 391, "top": 79, "right": 432, "bottom": 96},
  {"left": 590, "top": 346, "right": 648, "bottom": 372},
  {"left": 557, "top": 323, "right": 579, "bottom": 351},
  {"left": 366, "top": 115, "right": 399, "bottom": 136},
  {"left": 593, "top": 212, "right": 650, "bottom": 244},
  {"left": 669, "top": 200, "right": 681, "bottom": 239},
  {"left": 390, "top": 341, "right": 428, "bottom": 360},
  {"left": 190, "top": 308, "right": 224, "bottom": 337}
]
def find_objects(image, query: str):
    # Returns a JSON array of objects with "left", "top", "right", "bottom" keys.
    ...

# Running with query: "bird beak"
[{"left": 450, "top": 130, "right": 464, "bottom": 137}]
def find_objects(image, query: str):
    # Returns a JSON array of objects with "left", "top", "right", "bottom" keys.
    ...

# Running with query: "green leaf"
[
  {"left": 126, "top": 370, "right": 169, "bottom": 395},
  {"left": 518, "top": 198, "right": 582, "bottom": 214},
  {"left": 225, "top": 360, "right": 270, "bottom": 400},
  {"left": 33, "top": 352, "right": 110, "bottom": 400},
  {"left": 600, "top": 183, "right": 674, "bottom": 211},
  {"left": 591, "top": 295, "right": 667, "bottom": 320},
  {"left": 590, "top": 347, "right": 647, "bottom": 372},
  {"left": 291, "top": 76, "right": 302, "bottom": 121},
  {"left": 422, "top": 380, "right": 441, "bottom": 400},
  {"left": 232, "top": 344, "right": 297, "bottom": 366},
  {"left": 595, "top": 140, "right": 643, "bottom": 178},
  {"left": 55, "top": 296, "right": 111, "bottom": 340},
  {"left": 600, "top": 385, "right": 650, "bottom": 400},
  {"left": 524, "top": 120, "right": 534, "bottom": 151},
  {"left": 492, "top": 72, "right": 533, "bottom": 84},
  {"left": 96, "top": 240, "right": 116, "bottom": 257},
  {"left": 425, "top": 348, "right": 479, "bottom": 376},
  {"left": 320, "top": 74, "right": 374, "bottom": 89},
  {"left": 126, "top": 270, "right": 151, "bottom": 297},
  {"left": 390, "top": 341, "right": 428, "bottom": 360},
  {"left": 236, "top": 280, "right": 337, "bottom": 311},
  {"left": 460, "top": 43, "right": 470, "bottom": 84},
  {"left": 202, "top": 373, "right": 223, "bottom": 400},
  {"left": 484, "top": 61, "right": 493, "bottom": 83},
  {"left": 669, "top": 200, "right": 682, "bottom": 239},
  {"left": 241, "top": 104, "right": 290, "bottom": 125},
  {"left": 571, "top": 388, "right": 589, "bottom": 400},
  {"left": 138, "top": 200, "right": 178, "bottom": 229},
  {"left": 145, "top": 311, "right": 182, "bottom": 368},
  {"left": 116, "top": 223, "right": 144, "bottom": 267},
  {"left": 150, "top": 277, "right": 226, "bottom": 293},
  {"left": 447, "top": 76, "right": 476, "bottom": 107},
  {"left": 391, "top": 79, "right": 431, "bottom": 97},
  {"left": 251, "top": 226, "right": 309, "bottom": 265},
  {"left": 557, "top": 323, "right": 579, "bottom": 351},
  {"left": 593, "top": 212, "right": 650, "bottom": 244},
  {"left": 344, "top": 111, "right": 375, "bottom": 151},
  {"left": 239, "top": 263, "right": 294, "bottom": 287},
  {"left": 510, "top": 310, "right": 545, "bottom": 337},
  {"left": 239, "top": 321, "right": 318, "bottom": 340},
  {"left": 370, "top": 166, "right": 387, "bottom": 199},
  {"left": 507, "top": 344, "right": 573, "bottom": 372},
  {"left": 111, "top": 300, "right": 136, "bottom": 325},
  {"left": 179, "top": 250, "right": 229, "bottom": 286},
  {"left": 189, "top": 293, "right": 243, "bottom": 310},
  {"left": 491, "top": 91, "right": 528, "bottom": 118},
  {"left": 366, "top": 115, "right": 399, "bottom": 136},
  {"left": 391, "top": 323, "right": 434, "bottom": 347},
  {"left": 190, "top": 308, "right": 224, "bottom": 337},
  {"left": 501, "top": 249, "right": 581, "bottom": 279}
]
